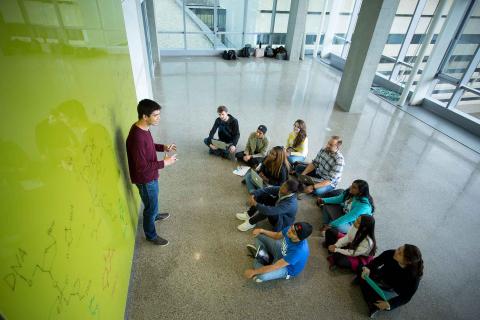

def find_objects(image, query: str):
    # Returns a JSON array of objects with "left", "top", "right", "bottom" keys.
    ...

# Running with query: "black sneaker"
[
  {"left": 246, "top": 244, "right": 259, "bottom": 258},
  {"left": 256, "top": 248, "right": 272, "bottom": 265},
  {"left": 368, "top": 306, "right": 379, "bottom": 318},
  {"left": 155, "top": 212, "right": 170, "bottom": 221},
  {"left": 147, "top": 236, "right": 169, "bottom": 246}
]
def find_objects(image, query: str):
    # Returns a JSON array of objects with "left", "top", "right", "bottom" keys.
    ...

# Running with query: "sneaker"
[
  {"left": 146, "top": 236, "right": 169, "bottom": 246},
  {"left": 246, "top": 244, "right": 259, "bottom": 258},
  {"left": 237, "top": 220, "right": 256, "bottom": 232},
  {"left": 256, "top": 248, "right": 272, "bottom": 265},
  {"left": 236, "top": 211, "right": 249, "bottom": 220},
  {"left": 155, "top": 212, "right": 170, "bottom": 221},
  {"left": 368, "top": 307, "right": 379, "bottom": 318}
]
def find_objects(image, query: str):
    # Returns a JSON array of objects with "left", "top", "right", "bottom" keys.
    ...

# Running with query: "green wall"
[{"left": 0, "top": 1, "right": 139, "bottom": 318}]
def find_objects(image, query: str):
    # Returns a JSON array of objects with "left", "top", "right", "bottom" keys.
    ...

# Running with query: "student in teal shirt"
[{"left": 317, "top": 180, "right": 375, "bottom": 234}]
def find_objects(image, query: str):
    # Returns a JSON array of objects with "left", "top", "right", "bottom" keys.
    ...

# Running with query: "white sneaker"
[
  {"left": 237, "top": 220, "right": 256, "bottom": 232},
  {"left": 236, "top": 211, "right": 249, "bottom": 220}
]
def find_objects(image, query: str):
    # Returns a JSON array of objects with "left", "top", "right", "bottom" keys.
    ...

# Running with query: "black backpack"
[
  {"left": 240, "top": 44, "right": 253, "bottom": 57},
  {"left": 222, "top": 50, "right": 237, "bottom": 60},
  {"left": 265, "top": 45, "right": 274, "bottom": 57}
]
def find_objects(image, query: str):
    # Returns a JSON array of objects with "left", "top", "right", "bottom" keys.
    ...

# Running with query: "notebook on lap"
[
  {"left": 365, "top": 275, "right": 388, "bottom": 301},
  {"left": 298, "top": 174, "right": 316, "bottom": 186},
  {"left": 211, "top": 139, "right": 228, "bottom": 149},
  {"left": 249, "top": 169, "right": 264, "bottom": 188}
]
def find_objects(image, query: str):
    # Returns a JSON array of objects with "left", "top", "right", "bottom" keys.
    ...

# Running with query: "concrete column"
[
  {"left": 335, "top": 0, "right": 400, "bottom": 113},
  {"left": 410, "top": 0, "right": 470, "bottom": 105},
  {"left": 285, "top": 0, "right": 308, "bottom": 61}
]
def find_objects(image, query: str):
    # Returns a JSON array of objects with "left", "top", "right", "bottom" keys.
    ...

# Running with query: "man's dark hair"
[
  {"left": 217, "top": 105, "right": 228, "bottom": 113},
  {"left": 285, "top": 179, "right": 299, "bottom": 193},
  {"left": 137, "top": 99, "right": 161, "bottom": 120}
]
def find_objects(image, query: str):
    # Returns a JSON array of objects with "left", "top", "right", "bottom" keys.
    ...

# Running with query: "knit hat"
[
  {"left": 294, "top": 222, "right": 313, "bottom": 241},
  {"left": 257, "top": 125, "right": 267, "bottom": 134}
]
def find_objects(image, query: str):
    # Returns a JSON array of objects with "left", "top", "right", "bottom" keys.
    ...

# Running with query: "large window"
[
  {"left": 376, "top": 0, "right": 452, "bottom": 92},
  {"left": 154, "top": 0, "right": 291, "bottom": 51},
  {"left": 431, "top": 0, "right": 480, "bottom": 120}
]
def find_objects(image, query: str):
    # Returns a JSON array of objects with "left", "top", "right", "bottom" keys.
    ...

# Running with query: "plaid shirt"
[{"left": 312, "top": 148, "right": 344, "bottom": 187}]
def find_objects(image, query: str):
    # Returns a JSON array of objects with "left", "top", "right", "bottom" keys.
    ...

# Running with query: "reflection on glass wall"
[{"left": 154, "top": 0, "right": 291, "bottom": 50}]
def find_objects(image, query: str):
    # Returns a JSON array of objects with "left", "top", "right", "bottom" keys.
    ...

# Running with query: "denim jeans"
[
  {"left": 294, "top": 163, "right": 335, "bottom": 196},
  {"left": 287, "top": 155, "right": 305, "bottom": 165},
  {"left": 252, "top": 234, "right": 289, "bottom": 282},
  {"left": 244, "top": 170, "right": 260, "bottom": 194},
  {"left": 136, "top": 180, "right": 159, "bottom": 240}
]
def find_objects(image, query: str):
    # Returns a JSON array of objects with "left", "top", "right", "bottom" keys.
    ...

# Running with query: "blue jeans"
[
  {"left": 287, "top": 155, "right": 305, "bottom": 165},
  {"left": 252, "top": 235, "right": 289, "bottom": 282},
  {"left": 322, "top": 208, "right": 352, "bottom": 233},
  {"left": 136, "top": 180, "right": 159, "bottom": 240},
  {"left": 294, "top": 163, "right": 335, "bottom": 196},
  {"left": 244, "top": 170, "right": 260, "bottom": 194}
]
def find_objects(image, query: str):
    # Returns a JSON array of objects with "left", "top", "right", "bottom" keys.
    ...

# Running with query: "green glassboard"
[{"left": 0, "top": 1, "right": 139, "bottom": 318}]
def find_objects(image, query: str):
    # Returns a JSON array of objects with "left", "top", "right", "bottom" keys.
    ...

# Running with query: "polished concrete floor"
[{"left": 125, "top": 57, "right": 480, "bottom": 320}]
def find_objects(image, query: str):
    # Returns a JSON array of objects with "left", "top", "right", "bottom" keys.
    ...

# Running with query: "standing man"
[
  {"left": 294, "top": 136, "right": 345, "bottom": 196},
  {"left": 126, "top": 99, "right": 177, "bottom": 246},
  {"left": 204, "top": 105, "right": 240, "bottom": 159}
]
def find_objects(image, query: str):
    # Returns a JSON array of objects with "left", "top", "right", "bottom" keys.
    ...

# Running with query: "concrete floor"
[{"left": 125, "top": 57, "right": 480, "bottom": 320}]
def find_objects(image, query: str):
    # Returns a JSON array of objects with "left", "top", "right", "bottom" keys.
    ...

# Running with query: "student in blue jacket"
[
  {"left": 236, "top": 180, "right": 299, "bottom": 232},
  {"left": 317, "top": 179, "right": 374, "bottom": 234}
]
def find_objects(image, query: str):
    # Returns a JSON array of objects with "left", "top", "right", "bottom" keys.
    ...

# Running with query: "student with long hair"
[
  {"left": 286, "top": 120, "right": 308, "bottom": 165},
  {"left": 317, "top": 179, "right": 374, "bottom": 233},
  {"left": 357, "top": 244, "right": 424, "bottom": 318},
  {"left": 244, "top": 146, "right": 289, "bottom": 194},
  {"left": 324, "top": 215, "right": 376, "bottom": 271}
]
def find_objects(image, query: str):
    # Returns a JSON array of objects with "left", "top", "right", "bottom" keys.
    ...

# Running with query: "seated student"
[
  {"left": 236, "top": 179, "right": 299, "bottom": 232},
  {"left": 356, "top": 245, "right": 424, "bottom": 318},
  {"left": 317, "top": 179, "right": 374, "bottom": 234},
  {"left": 324, "top": 215, "right": 376, "bottom": 272},
  {"left": 243, "top": 146, "right": 289, "bottom": 194},
  {"left": 243, "top": 222, "right": 312, "bottom": 283},
  {"left": 235, "top": 125, "right": 269, "bottom": 167},
  {"left": 294, "top": 136, "right": 344, "bottom": 196},
  {"left": 286, "top": 119, "right": 308, "bottom": 165},
  {"left": 203, "top": 105, "right": 240, "bottom": 159}
]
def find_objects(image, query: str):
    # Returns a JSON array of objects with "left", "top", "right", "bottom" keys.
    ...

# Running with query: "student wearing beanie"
[
  {"left": 235, "top": 125, "right": 269, "bottom": 167},
  {"left": 243, "top": 222, "right": 312, "bottom": 283}
]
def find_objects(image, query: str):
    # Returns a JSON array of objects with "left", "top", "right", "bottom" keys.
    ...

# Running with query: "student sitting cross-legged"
[
  {"left": 317, "top": 179, "right": 374, "bottom": 234},
  {"left": 286, "top": 119, "right": 308, "bottom": 165},
  {"left": 243, "top": 222, "right": 312, "bottom": 283},
  {"left": 236, "top": 179, "right": 299, "bottom": 232},
  {"left": 203, "top": 105, "right": 240, "bottom": 160},
  {"left": 324, "top": 215, "right": 376, "bottom": 272},
  {"left": 294, "top": 136, "right": 344, "bottom": 197},
  {"left": 355, "top": 244, "right": 424, "bottom": 318},
  {"left": 235, "top": 125, "right": 269, "bottom": 167},
  {"left": 243, "top": 146, "right": 289, "bottom": 194}
]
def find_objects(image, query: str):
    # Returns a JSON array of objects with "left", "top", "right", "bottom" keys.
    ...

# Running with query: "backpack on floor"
[
  {"left": 222, "top": 50, "right": 237, "bottom": 60},
  {"left": 240, "top": 44, "right": 253, "bottom": 58},
  {"left": 265, "top": 45, "right": 274, "bottom": 58}
]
